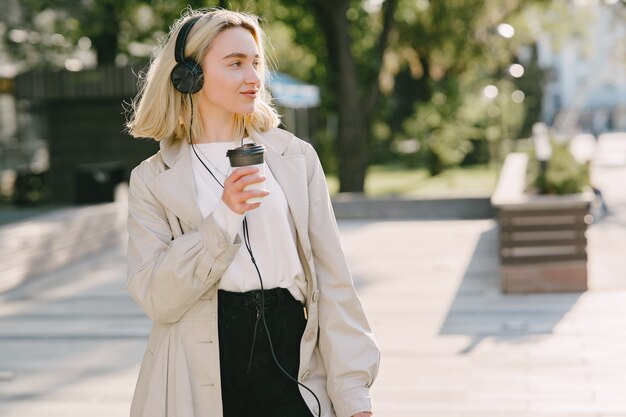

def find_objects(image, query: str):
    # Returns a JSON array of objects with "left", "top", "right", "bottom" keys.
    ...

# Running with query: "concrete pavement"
[
  {"left": 1, "top": 167, "right": 626, "bottom": 416},
  {"left": 350, "top": 218, "right": 626, "bottom": 417}
]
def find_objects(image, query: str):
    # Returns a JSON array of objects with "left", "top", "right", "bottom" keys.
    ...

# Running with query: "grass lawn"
[{"left": 326, "top": 164, "right": 499, "bottom": 197}]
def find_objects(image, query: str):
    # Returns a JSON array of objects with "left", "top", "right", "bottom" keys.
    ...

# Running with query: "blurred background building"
[
  {"left": 539, "top": 2, "right": 626, "bottom": 135},
  {"left": 1, "top": 68, "right": 319, "bottom": 205}
]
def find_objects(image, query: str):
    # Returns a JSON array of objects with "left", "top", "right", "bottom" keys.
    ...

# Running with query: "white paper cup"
[
  {"left": 243, "top": 162, "right": 265, "bottom": 204},
  {"left": 226, "top": 144, "right": 267, "bottom": 205}
]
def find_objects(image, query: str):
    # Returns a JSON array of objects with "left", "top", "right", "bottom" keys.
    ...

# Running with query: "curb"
[
  {"left": 0, "top": 191, "right": 494, "bottom": 294},
  {"left": 331, "top": 194, "right": 495, "bottom": 220}
]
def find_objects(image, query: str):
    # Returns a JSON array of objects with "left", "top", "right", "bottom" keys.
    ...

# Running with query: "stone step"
[{"left": 0, "top": 186, "right": 128, "bottom": 294}]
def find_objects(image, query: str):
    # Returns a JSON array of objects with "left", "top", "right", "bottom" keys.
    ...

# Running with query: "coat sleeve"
[
  {"left": 126, "top": 163, "right": 241, "bottom": 324},
  {"left": 303, "top": 143, "right": 381, "bottom": 417}
]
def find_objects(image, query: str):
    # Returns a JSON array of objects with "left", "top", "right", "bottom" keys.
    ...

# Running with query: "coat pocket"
[{"left": 179, "top": 320, "right": 219, "bottom": 386}]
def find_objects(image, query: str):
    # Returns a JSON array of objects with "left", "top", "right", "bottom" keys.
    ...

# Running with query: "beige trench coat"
[{"left": 126, "top": 127, "right": 380, "bottom": 417}]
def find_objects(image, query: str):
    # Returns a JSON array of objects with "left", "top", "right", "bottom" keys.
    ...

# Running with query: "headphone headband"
[{"left": 174, "top": 16, "right": 202, "bottom": 64}]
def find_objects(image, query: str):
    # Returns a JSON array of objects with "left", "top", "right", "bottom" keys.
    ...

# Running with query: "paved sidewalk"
[
  {"left": 350, "top": 218, "right": 626, "bottom": 417},
  {"left": 1, "top": 168, "right": 625, "bottom": 417},
  {"left": 1, "top": 213, "right": 626, "bottom": 417}
]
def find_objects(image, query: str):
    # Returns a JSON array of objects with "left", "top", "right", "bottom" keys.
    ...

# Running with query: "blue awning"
[{"left": 269, "top": 72, "right": 320, "bottom": 109}]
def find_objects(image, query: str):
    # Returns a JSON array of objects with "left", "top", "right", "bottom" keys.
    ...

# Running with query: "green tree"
[
  {"left": 254, "top": 0, "right": 553, "bottom": 188},
  {"left": 243, "top": 0, "right": 399, "bottom": 192},
  {"left": 383, "top": 0, "right": 552, "bottom": 174},
  {"left": 3, "top": 0, "right": 573, "bottom": 192},
  {"left": 1, "top": 0, "right": 220, "bottom": 68}
]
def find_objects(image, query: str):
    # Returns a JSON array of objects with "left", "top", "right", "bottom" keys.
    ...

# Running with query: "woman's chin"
[{"left": 238, "top": 103, "right": 256, "bottom": 115}]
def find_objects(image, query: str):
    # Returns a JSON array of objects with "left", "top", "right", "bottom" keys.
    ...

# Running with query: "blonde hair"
[{"left": 127, "top": 9, "right": 280, "bottom": 142}]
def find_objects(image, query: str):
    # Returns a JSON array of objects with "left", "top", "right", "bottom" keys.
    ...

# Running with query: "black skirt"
[{"left": 218, "top": 287, "right": 314, "bottom": 417}]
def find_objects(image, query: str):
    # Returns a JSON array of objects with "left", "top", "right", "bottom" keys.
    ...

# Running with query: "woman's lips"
[{"left": 241, "top": 91, "right": 257, "bottom": 99}]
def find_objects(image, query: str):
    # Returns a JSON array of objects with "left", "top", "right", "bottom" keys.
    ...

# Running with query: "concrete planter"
[{"left": 491, "top": 153, "right": 593, "bottom": 293}]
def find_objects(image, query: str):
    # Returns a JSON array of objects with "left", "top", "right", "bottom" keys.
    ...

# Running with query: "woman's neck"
[{"left": 196, "top": 107, "right": 240, "bottom": 143}]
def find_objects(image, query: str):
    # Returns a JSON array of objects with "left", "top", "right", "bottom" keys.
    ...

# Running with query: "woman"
[{"left": 125, "top": 8, "right": 379, "bottom": 417}]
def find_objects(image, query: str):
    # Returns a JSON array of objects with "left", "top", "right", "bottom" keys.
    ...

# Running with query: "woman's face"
[{"left": 199, "top": 26, "right": 261, "bottom": 118}]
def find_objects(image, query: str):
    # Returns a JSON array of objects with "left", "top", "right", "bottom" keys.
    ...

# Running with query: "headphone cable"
[
  {"left": 188, "top": 96, "right": 223, "bottom": 187},
  {"left": 242, "top": 220, "right": 322, "bottom": 417}
]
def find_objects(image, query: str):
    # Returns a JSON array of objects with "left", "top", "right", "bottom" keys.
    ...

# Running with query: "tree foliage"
[
  {"left": 3, "top": 0, "right": 578, "bottom": 191},
  {"left": 376, "top": 0, "right": 553, "bottom": 174}
]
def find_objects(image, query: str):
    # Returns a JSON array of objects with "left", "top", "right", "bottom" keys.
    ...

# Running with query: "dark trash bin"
[
  {"left": 13, "top": 171, "right": 46, "bottom": 205},
  {"left": 75, "top": 162, "right": 124, "bottom": 204}
]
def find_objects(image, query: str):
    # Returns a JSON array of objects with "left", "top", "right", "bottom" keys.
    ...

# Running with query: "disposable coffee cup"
[{"left": 226, "top": 143, "right": 266, "bottom": 204}]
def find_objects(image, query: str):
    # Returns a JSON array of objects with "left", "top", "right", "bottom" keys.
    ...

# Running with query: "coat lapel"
[
  {"left": 258, "top": 132, "right": 309, "bottom": 240},
  {"left": 148, "top": 137, "right": 204, "bottom": 228},
  {"left": 146, "top": 129, "right": 309, "bottom": 235}
]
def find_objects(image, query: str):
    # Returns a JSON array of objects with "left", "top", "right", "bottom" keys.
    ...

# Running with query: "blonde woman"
[{"left": 126, "top": 9, "right": 379, "bottom": 417}]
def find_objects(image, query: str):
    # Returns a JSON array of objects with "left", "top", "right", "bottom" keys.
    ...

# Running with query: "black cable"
[
  {"left": 186, "top": 94, "right": 321, "bottom": 417},
  {"left": 242, "top": 219, "right": 322, "bottom": 417},
  {"left": 188, "top": 95, "right": 224, "bottom": 188}
]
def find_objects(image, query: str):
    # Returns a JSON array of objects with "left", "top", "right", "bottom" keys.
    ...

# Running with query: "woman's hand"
[
  {"left": 352, "top": 413, "right": 373, "bottom": 417},
  {"left": 221, "top": 166, "right": 269, "bottom": 214}
]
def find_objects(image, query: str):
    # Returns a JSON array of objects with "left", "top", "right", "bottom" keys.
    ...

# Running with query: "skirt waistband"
[{"left": 217, "top": 287, "right": 296, "bottom": 308}]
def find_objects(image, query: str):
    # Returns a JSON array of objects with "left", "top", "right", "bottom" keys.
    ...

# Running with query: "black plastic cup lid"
[
  {"left": 226, "top": 143, "right": 265, "bottom": 167},
  {"left": 226, "top": 143, "right": 265, "bottom": 158}
]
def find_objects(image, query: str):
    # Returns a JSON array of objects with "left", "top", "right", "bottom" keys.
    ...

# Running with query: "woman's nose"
[{"left": 246, "top": 66, "right": 261, "bottom": 85}]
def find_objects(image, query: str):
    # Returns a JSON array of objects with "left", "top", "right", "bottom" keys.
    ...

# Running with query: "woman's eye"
[
  {"left": 230, "top": 61, "right": 241, "bottom": 68},
  {"left": 253, "top": 61, "right": 260, "bottom": 69}
]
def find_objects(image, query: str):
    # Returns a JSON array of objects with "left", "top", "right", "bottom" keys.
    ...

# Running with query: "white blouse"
[{"left": 189, "top": 140, "right": 306, "bottom": 302}]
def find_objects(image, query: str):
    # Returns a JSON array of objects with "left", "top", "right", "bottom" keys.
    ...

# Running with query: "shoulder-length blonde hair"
[{"left": 127, "top": 9, "right": 280, "bottom": 142}]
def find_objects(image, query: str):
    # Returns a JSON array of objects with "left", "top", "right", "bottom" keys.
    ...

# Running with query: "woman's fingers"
[
  {"left": 224, "top": 166, "right": 258, "bottom": 185},
  {"left": 222, "top": 167, "right": 269, "bottom": 214},
  {"left": 225, "top": 189, "right": 269, "bottom": 214}
]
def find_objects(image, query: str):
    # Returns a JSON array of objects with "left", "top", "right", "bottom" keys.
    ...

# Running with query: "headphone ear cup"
[{"left": 171, "top": 61, "right": 204, "bottom": 94}]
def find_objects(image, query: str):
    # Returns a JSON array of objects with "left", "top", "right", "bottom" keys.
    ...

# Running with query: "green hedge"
[{"left": 530, "top": 140, "right": 589, "bottom": 195}]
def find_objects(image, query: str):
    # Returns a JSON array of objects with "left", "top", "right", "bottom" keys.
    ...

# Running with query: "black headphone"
[{"left": 170, "top": 15, "right": 204, "bottom": 94}]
